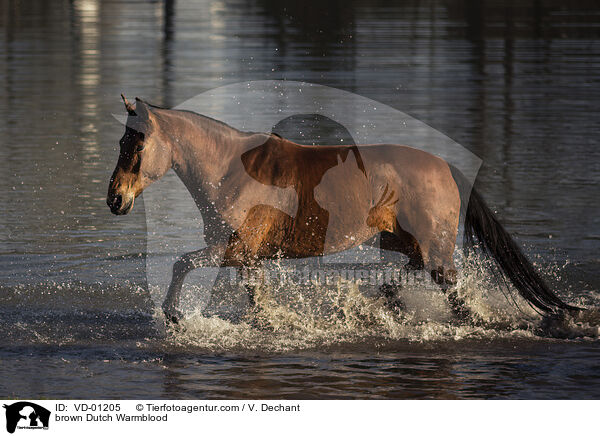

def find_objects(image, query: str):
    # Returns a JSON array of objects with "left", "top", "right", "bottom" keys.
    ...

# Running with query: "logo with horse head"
[{"left": 3, "top": 402, "right": 50, "bottom": 434}]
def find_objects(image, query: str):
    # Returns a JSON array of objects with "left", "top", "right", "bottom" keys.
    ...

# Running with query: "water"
[{"left": 1, "top": 0, "right": 600, "bottom": 399}]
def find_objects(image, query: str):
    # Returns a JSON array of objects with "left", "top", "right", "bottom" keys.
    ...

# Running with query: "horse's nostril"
[{"left": 110, "top": 194, "right": 122, "bottom": 210}]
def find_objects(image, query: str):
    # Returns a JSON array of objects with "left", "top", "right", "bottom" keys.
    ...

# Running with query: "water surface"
[{"left": 1, "top": 0, "right": 600, "bottom": 399}]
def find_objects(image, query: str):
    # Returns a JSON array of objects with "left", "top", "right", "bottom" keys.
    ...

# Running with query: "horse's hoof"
[
  {"left": 245, "top": 308, "right": 274, "bottom": 331},
  {"left": 448, "top": 301, "right": 473, "bottom": 324},
  {"left": 387, "top": 298, "right": 405, "bottom": 314},
  {"left": 162, "top": 306, "right": 183, "bottom": 325},
  {"left": 539, "top": 310, "right": 567, "bottom": 332},
  {"left": 165, "top": 314, "right": 180, "bottom": 325},
  {"left": 444, "top": 292, "right": 477, "bottom": 325},
  {"left": 379, "top": 284, "right": 405, "bottom": 313},
  {"left": 247, "top": 317, "right": 274, "bottom": 331}
]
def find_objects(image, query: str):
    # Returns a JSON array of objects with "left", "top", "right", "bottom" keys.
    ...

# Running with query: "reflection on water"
[
  {"left": 1, "top": 0, "right": 599, "bottom": 398},
  {"left": 3, "top": 341, "right": 600, "bottom": 399}
]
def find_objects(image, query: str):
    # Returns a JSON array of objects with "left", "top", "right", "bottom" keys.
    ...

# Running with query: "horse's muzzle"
[{"left": 107, "top": 194, "right": 134, "bottom": 215}]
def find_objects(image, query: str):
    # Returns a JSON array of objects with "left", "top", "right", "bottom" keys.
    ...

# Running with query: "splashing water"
[{"left": 156, "top": 258, "right": 600, "bottom": 353}]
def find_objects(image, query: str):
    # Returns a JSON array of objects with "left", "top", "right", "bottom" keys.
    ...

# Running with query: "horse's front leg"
[
  {"left": 239, "top": 264, "right": 263, "bottom": 309},
  {"left": 239, "top": 263, "right": 275, "bottom": 330},
  {"left": 162, "top": 244, "right": 226, "bottom": 323}
]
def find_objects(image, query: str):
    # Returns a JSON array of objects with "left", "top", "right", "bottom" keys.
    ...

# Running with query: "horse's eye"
[{"left": 137, "top": 144, "right": 145, "bottom": 152}]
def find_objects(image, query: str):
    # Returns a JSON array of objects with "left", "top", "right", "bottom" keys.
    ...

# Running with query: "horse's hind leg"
[
  {"left": 163, "top": 244, "right": 226, "bottom": 323},
  {"left": 430, "top": 265, "right": 470, "bottom": 321},
  {"left": 379, "top": 230, "right": 424, "bottom": 311},
  {"left": 427, "top": 244, "right": 471, "bottom": 322}
]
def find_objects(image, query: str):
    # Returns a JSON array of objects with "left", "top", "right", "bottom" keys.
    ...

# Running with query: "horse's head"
[{"left": 107, "top": 95, "right": 171, "bottom": 215}]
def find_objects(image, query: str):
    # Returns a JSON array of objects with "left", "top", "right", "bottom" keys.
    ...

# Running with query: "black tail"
[{"left": 463, "top": 186, "right": 579, "bottom": 314}]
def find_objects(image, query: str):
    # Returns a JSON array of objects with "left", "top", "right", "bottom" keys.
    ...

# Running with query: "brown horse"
[{"left": 107, "top": 95, "right": 579, "bottom": 323}]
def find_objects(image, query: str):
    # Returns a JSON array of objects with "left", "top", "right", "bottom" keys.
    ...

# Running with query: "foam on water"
[{"left": 155, "top": 260, "right": 600, "bottom": 353}]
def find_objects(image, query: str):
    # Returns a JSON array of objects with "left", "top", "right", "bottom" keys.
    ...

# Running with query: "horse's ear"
[
  {"left": 121, "top": 93, "right": 135, "bottom": 115},
  {"left": 134, "top": 98, "right": 153, "bottom": 122}
]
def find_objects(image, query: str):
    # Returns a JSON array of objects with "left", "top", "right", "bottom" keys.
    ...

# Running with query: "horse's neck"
[{"left": 158, "top": 109, "right": 266, "bottom": 205}]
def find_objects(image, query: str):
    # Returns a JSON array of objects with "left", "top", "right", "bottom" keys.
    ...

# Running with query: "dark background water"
[{"left": 1, "top": 0, "right": 600, "bottom": 399}]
